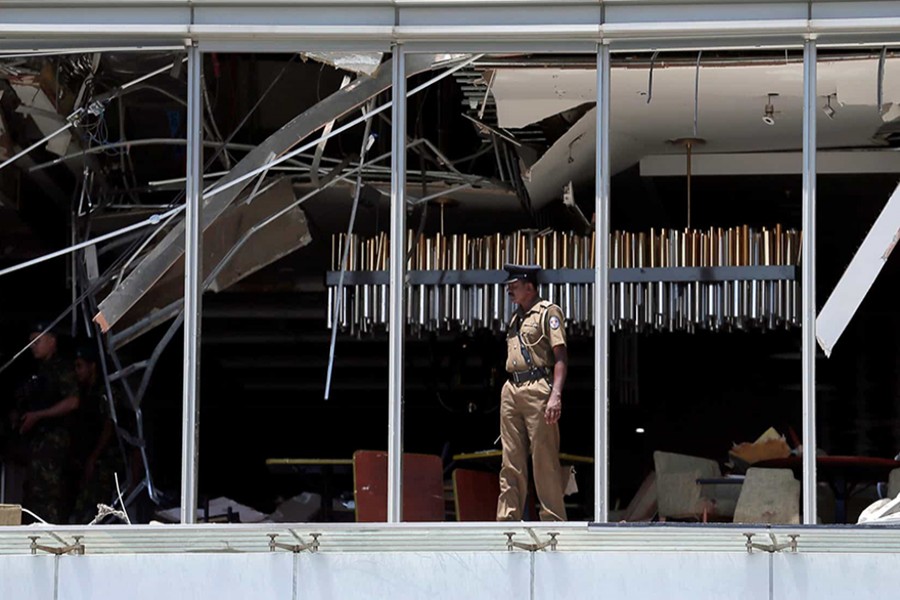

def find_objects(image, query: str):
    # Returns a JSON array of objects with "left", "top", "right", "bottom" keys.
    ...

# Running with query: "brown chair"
[
  {"left": 453, "top": 468, "right": 500, "bottom": 521},
  {"left": 353, "top": 450, "right": 445, "bottom": 522}
]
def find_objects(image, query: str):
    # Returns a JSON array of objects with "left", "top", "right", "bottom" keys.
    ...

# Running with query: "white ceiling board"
[
  {"left": 492, "top": 68, "right": 596, "bottom": 128},
  {"left": 498, "top": 57, "right": 900, "bottom": 206},
  {"left": 491, "top": 58, "right": 900, "bottom": 143},
  {"left": 822, "top": 58, "right": 892, "bottom": 106},
  {"left": 640, "top": 149, "right": 900, "bottom": 176}
]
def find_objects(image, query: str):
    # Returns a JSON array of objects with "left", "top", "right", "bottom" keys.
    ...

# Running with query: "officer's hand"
[
  {"left": 19, "top": 411, "right": 41, "bottom": 434},
  {"left": 545, "top": 393, "right": 562, "bottom": 425}
]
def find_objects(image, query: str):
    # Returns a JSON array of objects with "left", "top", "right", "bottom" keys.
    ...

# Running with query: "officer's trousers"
[{"left": 496, "top": 379, "right": 566, "bottom": 521}]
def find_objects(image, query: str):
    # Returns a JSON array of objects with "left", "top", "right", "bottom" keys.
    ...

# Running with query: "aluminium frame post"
[
  {"left": 181, "top": 43, "right": 202, "bottom": 525},
  {"left": 387, "top": 46, "right": 407, "bottom": 524},
  {"left": 595, "top": 43, "right": 611, "bottom": 523},
  {"left": 802, "top": 37, "right": 818, "bottom": 525}
]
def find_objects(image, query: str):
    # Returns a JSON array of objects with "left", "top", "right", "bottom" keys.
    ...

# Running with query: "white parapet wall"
[{"left": 3, "top": 523, "right": 900, "bottom": 599}]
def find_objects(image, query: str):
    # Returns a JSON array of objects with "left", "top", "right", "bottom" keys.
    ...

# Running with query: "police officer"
[
  {"left": 70, "top": 345, "right": 126, "bottom": 524},
  {"left": 497, "top": 264, "right": 568, "bottom": 521},
  {"left": 17, "top": 323, "right": 80, "bottom": 523}
]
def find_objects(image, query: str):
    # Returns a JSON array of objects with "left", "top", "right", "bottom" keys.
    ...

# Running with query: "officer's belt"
[{"left": 508, "top": 367, "right": 551, "bottom": 385}]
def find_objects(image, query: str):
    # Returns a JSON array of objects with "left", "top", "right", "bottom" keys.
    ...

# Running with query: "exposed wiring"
[
  {"left": 203, "top": 54, "right": 485, "bottom": 202},
  {"left": 0, "top": 205, "right": 184, "bottom": 279},
  {"left": 325, "top": 101, "right": 376, "bottom": 400},
  {"left": 20, "top": 507, "right": 48, "bottom": 524},
  {"left": 113, "top": 472, "right": 132, "bottom": 525}
]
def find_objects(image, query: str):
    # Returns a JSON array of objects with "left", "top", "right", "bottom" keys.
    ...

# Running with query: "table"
[
  {"left": 265, "top": 458, "right": 353, "bottom": 522},
  {"left": 755, "top": 455, "right": 900, "bottom": 523},
  {"left": 451, "top": 450, "right": 593, "bottom": 520},
  {"left": 452, "top": 450, "right": 593, "bottom": 464}
]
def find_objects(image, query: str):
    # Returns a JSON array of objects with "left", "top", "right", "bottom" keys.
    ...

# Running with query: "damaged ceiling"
[{"left": 3, "top": 50, "right": 900, "bottom": 345}]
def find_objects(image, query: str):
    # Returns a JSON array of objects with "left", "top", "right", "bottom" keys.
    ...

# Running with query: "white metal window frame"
[
  {"left": 2, "top": 1, "right": 900, "bottom": 50},
  {"left": 164, "top": 39, "right": 820, "bottom": 526},
  {"left": 5, "top": 0, "right": 888, "bottom": 527}
]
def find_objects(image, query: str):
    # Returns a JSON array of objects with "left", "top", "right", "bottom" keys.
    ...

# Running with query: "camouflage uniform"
[
  {"left": 21, "top": 356, "right": 77, "bottom": 524},
  {"left": 71, "top": 383, "right": 126, "bottom": 524}
]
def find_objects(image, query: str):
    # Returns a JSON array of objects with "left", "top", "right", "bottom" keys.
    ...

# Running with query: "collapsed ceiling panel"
[
  {"left": 7, "top": 62, "right": 79, "bottom": 157},
  {"left": 817, "top": 179, "right": 900, "bottom": 357},
  {"left": 304, "top": 52, "right": 383, "bottom": 77},
  {"left": 522, "top": 106, "right": 646, "bottom": 208},
  {"left": 109, "top": 178, "right": 311, "bottom": 343},
  {"left": 94, "top": 53, "right": 445, "bottom": 333}
]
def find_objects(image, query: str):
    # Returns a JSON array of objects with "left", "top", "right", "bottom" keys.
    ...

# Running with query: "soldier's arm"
[
  {"left": 19, "top": 394, "right": 80, "bottom": 434},
  {"left": 85, "top": 419, "right": 115, "bottom": 481},
  {"left": 37, "top": 394, "right": 80, "bottom": 418}
]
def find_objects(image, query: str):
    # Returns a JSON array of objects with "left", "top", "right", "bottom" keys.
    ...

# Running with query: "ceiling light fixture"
[
  {"left": 823, "top": 94, "right": 837, "bottom": 120},
  {"left": 763, "top": 93, "right": 779, "bottom": 126}
]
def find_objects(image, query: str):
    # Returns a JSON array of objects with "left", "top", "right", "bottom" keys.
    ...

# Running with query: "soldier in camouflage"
[
  {"left": 70, "top": 345, "right": 126, "bottom": 524},
  {"left": 15, "top": 323, "right": 80, "bottom": 524}
]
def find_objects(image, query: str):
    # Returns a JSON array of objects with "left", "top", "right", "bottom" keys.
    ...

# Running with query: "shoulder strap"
[
  {"left": 508, "top": 311, "right": 520, "bottom": 332},
  {"left": 510, "top": 309, "right": 535, "bottom": 369},
  {"left": 537, "top": 301, "right": 553, "bottom": 336}
]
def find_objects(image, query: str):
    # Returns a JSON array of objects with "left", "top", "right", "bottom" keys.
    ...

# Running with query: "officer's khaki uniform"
[{"left": 497, "top": 300, "right": 567, "bottom": 521}]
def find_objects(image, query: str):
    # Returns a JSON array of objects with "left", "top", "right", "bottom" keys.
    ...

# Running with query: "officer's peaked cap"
[{"left": 502, "top": 263, "right": 541, "bottom": 285}]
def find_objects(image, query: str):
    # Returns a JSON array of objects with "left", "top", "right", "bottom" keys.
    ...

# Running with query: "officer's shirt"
[{"left": 505, "top": 301, "right": 567, "bottom": 372}]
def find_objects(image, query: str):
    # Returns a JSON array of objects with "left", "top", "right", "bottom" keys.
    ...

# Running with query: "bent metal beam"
[{"left": 94, "top": 53, "right": 442, "bottom": 332}]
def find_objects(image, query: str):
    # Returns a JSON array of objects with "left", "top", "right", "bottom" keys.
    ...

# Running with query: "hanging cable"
[
  {"left": 0, "top": 206, "right": 184, "bottom": 279},
  {"left": 0, "top": 121, "right": 75, "bottom": 173},
  {"left": 324, "top": 102, "right": 376, "bottom": 401},
  {"left": 646, "top": 50, "right": 659, "bottom": 104},
  {"left": 878, "top": 46, "right": 888, "bottom": 114},
  {"left": 203, "top": 54, "right": 484, "bottom": 202},
  {"left": 1, "top": 57, "right": 186, "bottom": 175},
  {"left": 694, "top": 50, "right": 703, "bottom": 137}
]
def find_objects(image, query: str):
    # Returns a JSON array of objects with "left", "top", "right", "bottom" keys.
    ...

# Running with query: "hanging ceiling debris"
[
  {"left": 93, "top": 53, "right": 451, "bottom": 336},
  {"left": 4, "top": 50, "right": 900, "bottom": 344}
]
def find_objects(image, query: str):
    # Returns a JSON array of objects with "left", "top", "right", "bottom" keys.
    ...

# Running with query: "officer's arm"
[
  {"left": 544, "top": 345, "right": 567, "bottom": 425},
  {"left": 551, "top": 345, "right": 568, "bottom": 398}
]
